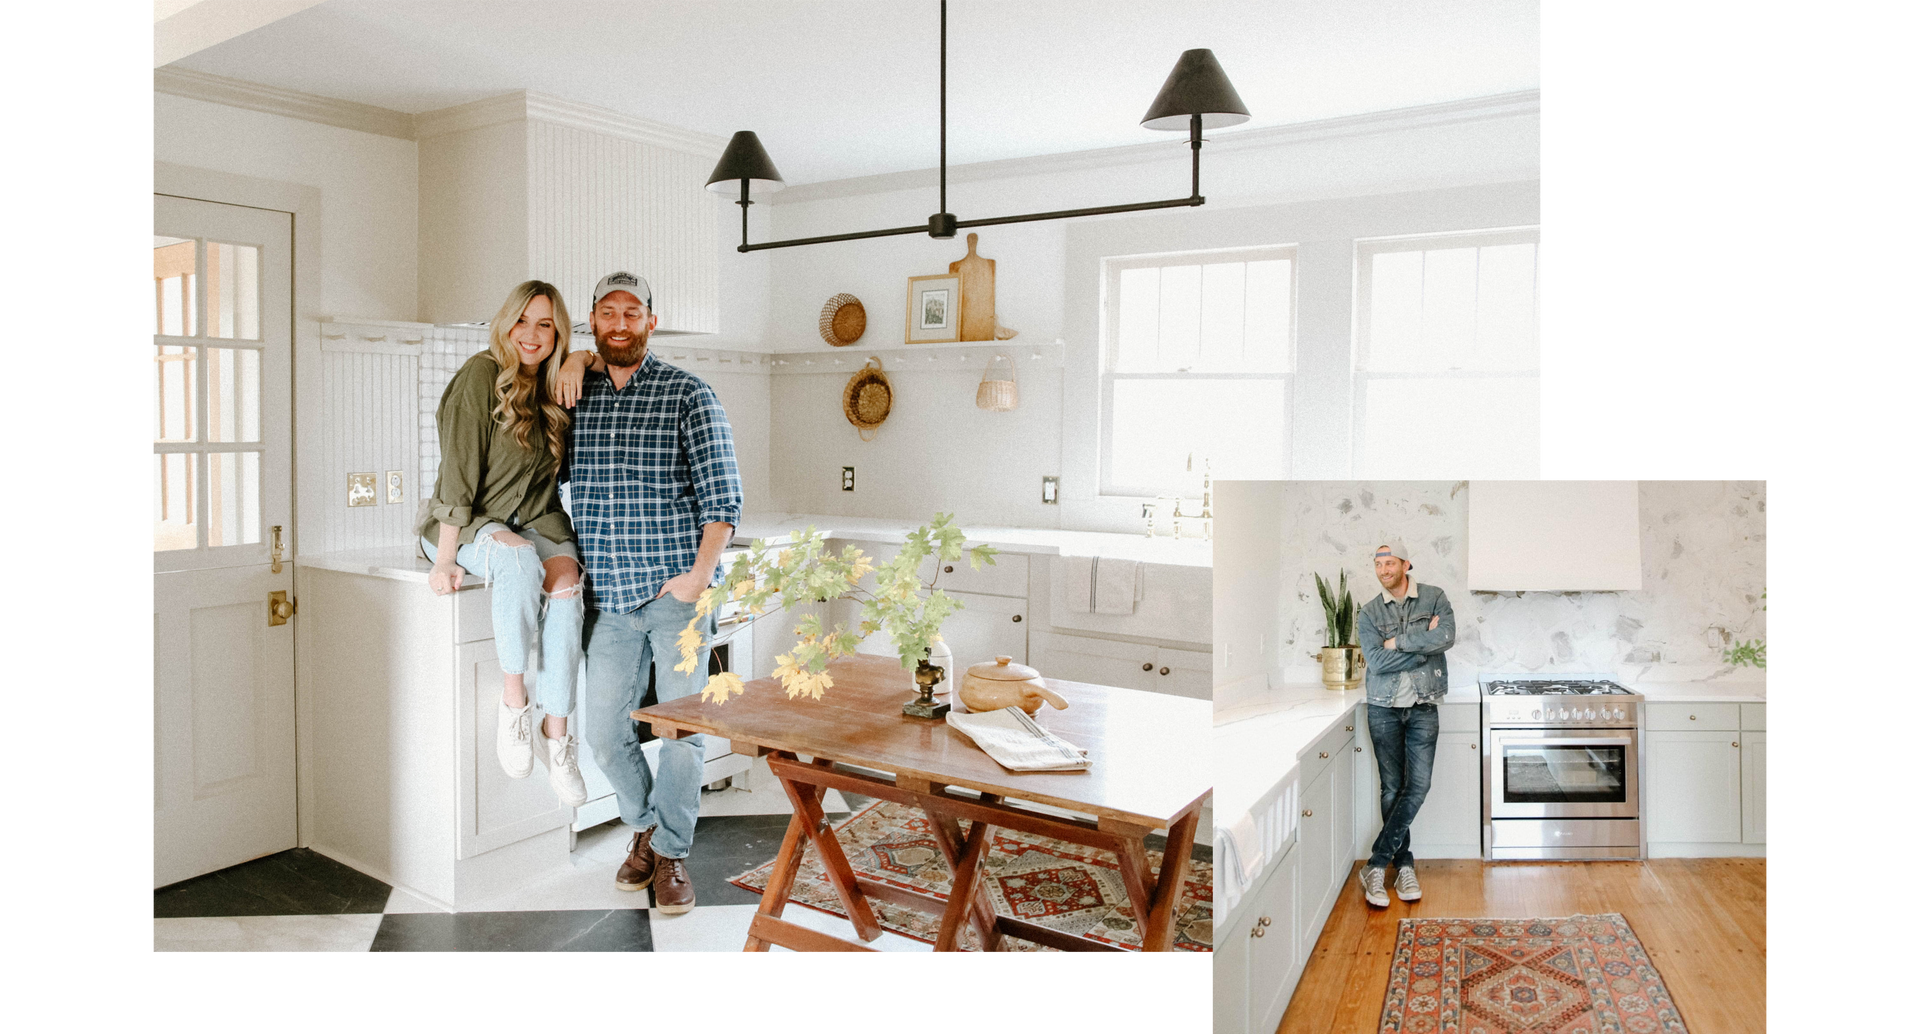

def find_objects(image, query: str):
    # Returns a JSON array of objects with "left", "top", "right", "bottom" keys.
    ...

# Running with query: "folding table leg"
[
  {"left": 933, "top": 815, "right": 993, "bottom": 951},
  {"left": 774, "top": 759, "right": 884, "bottom": 943},
  {"left": 927, "top": 810, "right": 1002, "bottom": 951},
  {"left": 1140, "top": 810, "right": 1200, "bottom": 952},
  {"left": 742, "top": 809, "right": 810, "bottom": 952}
]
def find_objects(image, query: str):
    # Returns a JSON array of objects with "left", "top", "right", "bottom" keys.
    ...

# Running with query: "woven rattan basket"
[
  {"left": 842, "top": 357, "right": 893, "bottom": 440},
  {"left": 976, "top": 353, "right": 1018, "bottom": 411},
  {"left": 818, "top": 293, "right": 866, "bottom": 347}
]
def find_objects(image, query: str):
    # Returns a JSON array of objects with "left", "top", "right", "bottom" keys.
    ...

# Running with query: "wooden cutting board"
[{"left": 948, "top": 232, "right": 996, "bottom": 342}]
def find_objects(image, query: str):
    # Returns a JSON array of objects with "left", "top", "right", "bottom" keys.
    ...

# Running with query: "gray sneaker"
[
  {"left": 1395, "top": 864, "right": 1422, "bottom": 902},
  {"left": 1360, "top": 866, "right": 1389, "bottom": 907}
]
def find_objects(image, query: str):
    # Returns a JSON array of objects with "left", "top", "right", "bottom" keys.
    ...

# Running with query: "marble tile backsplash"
[{"left": 1275, "top": 481, "right": 1766, "bottom": 683}]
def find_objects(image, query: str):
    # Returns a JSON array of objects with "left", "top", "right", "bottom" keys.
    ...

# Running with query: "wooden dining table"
[{"left": 634, "top": 652, "right": 1212, "bottom": 952}]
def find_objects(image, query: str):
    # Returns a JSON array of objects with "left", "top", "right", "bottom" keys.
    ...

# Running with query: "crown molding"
[
  {"left": 154, "top": 67, "right": 416, "bottom": 140},
  {"left": 768, "top": 90, "right": 1540, "bottom": 206},
  {"left": 412, "top": 90, "right": 725, "bottom": 156}
]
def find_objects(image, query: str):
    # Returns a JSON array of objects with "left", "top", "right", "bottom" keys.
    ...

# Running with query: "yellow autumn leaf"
[
  {"left": 771, "top": 652, "right": 803, "bottom": 684},
  {"left": 782, "top": 668, "right": 833, "bottom": 700},
  {"left": 694, "top": 586, "right": 723, "bottom": 618},
  {"left": 701, "top": 671, "right": 746, "bottom": 705},
  {"left": 673, "top": 622, "right": 705, "bottom": 673}
]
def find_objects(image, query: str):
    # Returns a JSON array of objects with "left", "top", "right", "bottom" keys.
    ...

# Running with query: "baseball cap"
[
  {"left": 1374, "top": 540, "right": 1411, "bottom": 565},
  {"left": 591, "top": 271, "right": 652, "bottom": 309}
]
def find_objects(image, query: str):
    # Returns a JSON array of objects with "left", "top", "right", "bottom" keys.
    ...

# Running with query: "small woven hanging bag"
[{"left": 975, "top": 353, "right": 1018, "bottom": 411}]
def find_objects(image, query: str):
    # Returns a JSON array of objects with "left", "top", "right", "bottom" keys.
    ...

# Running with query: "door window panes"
[
  {"left": 208, "top": 451, "right": 262, "bottom": 547},
  {"left": 154, "top": 237, "right": 196, "bottom": 337},
  {"left": 155, "top": 345, "right": 197, "bottom": 443},
  {"left": 206, "top": 241, "right": 260, "bottom": 340},
  {"left": 155, "top": 453, "right": 198, "bottom": 551},
  {"left": 208, "top": 349, "right": 261, "bottom": 443}
]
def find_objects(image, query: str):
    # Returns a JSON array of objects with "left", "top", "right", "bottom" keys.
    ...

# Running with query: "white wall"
[
  {"left": 1213, "top": 480, "right": 1289, "bottom": 709},
  {"left": 154, "top": 92, "right": 418, "bottom": 320},
  {"left": 758, "top": 104, "right": 1539, "bottom": 525}
]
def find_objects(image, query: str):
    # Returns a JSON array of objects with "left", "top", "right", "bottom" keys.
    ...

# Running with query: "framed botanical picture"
[{"left": 906, "top": 273, "right": 962, "bottom": 344}]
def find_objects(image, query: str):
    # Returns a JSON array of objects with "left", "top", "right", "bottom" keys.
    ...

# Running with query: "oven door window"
[{"left": 1500, "top": 743, "right": 1628, "bottom": 805}]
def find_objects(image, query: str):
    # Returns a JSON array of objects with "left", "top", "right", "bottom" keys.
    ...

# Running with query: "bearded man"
[{"left": 557, "top": 271, "right": 742, "bottom": 916}]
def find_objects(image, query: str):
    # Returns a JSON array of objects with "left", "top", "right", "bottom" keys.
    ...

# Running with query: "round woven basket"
[
  {"left": 976, "top": 353, "right": 1019, "bottom": 412},
  {"left": 818, "top": 293, "right": 866, "bottom": 347},
  {"left": 842, "top": 358, "right": 893, "bottom": 441}
]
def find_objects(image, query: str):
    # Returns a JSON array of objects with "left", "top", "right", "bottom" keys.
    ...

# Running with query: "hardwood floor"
[{"left": 1275, "top": 858, "right": 1766, "bottom": 1034}]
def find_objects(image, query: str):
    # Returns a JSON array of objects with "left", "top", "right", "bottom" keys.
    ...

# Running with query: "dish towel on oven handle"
[{"left": 946, "top": 707, "right": 1092, "bottom": 772}]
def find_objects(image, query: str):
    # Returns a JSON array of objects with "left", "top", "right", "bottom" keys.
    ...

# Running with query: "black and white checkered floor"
[{"left": 156, "top": 773, "right": 1212, "bottom": 952}]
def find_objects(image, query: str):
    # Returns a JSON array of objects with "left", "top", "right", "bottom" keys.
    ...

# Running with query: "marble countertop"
[
  {"left": 733, "top": 512, "right": 1213, "bottom": 567},
  {"left": 1625, "top": 680, "right": 1766, "bottom": 703}
]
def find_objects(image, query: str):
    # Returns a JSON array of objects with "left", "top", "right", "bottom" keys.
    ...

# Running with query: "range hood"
[{"left": 1466, "top": 481, "right": 1643, "bottom": 591}]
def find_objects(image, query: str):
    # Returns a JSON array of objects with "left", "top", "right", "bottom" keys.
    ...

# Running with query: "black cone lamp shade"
[
  {"left": 705, "top": 131, "right": 785, "bottom": 197},
  {"left": 1140, "top": 49, "right": 1250, "bottom": 130}
]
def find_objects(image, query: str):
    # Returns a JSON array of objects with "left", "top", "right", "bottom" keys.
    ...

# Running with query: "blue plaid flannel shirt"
[{"left": 565, "top": 351, "right": 743, "bottom": 614}]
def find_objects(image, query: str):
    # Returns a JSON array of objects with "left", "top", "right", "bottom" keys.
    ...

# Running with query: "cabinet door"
[
  {"left": 1149, "top": 645, "right": 1212, "bottom": 700},
  {"left": 852, "top": 590, "right": 1027, "bottom": 668},
  {"left": 1214, "top": 904, "right": 1251, "bottom": 1034},
  {"left": 1353, "top": 708, "right": 1382, "bottom": 860},
  {"left": 458, "top": 641, "right": 571, "bottom": 859},
  {"left": 1741, "top": 731, "right": 1766, "bottom": 844},
  {"left": 1249, "top": 846, "right": 1301, "bottom": 1034},
  {"left": 1407, "top": 731, "right": 1483, "bottom": 858},
  {"left": 1298, "top": 765, "right": 1336, "bottom": 928},
  {"left": 1646, "top": 730, "right": 1742, "bottom": 844},
  {"left": 1041, "top": 634, "right": 1157, "bottom": 692},
  {"left": 1332, "top": 732, "right": 1355, "bottom": 888}
]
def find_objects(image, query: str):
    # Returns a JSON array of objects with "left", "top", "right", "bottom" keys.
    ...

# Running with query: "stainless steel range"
[{"left": 1481, "top": 676, "right": 1645, "bottom": 860}]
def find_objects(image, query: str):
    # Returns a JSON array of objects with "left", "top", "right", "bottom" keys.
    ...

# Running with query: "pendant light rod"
[{"left": 711, "top": 3, "right": 1244, "bottom": 253}]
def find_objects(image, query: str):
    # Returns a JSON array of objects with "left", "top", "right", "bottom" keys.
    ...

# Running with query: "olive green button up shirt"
[{"left": 420, "top": 353, "right": 574, "bottom": 547}]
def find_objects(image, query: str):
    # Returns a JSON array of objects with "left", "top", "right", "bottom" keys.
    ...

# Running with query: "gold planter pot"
[{"left": 1316, "top": 645, "right": 1365, "bottom": 691}]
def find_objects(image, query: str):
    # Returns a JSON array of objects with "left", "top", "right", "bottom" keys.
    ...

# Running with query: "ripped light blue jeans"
[{"left": 422, "top": 522, "right": 584, "bottom": 718}]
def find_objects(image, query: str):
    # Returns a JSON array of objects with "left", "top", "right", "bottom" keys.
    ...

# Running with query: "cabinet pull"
[
  {"left": 1141, "top": 663, "right": 1153, "bottom": 672},
  {"left": 1159, "top": 666, "right": 1170, "bottom": 675},
  {"left": 1302, "top": 808, "right": 1313, "bottom": 817},
  {"left": 1689, "top": 714, "right": 1697, "bottom": 721},
  {"left": 1355, "top": 746, "right": 1363, "bottom": 753},
  {"left": 944, "top": 565, "right": 954, "bottom": 573},
  {"left": 1257, "top": 916, "right": 1272, "bottom": 927},
  {"left": 1011, "top": 615, "right": 1022, "bottom": 623},
  {"left": 1469, "top": 743, "right": 1478, "bottom": 751},
  {"left": 1251, "top": 925, "right": 1266, "bottom": 938},
  {"left": 1345, "top": 725, "right": 1354, "bottom": 732},
  {"left": 1732, "top": 741, "right": 1739, "bottom": 748},
  {"left": 1318, "top": 751, "right": 1329, "bottom": 759}
]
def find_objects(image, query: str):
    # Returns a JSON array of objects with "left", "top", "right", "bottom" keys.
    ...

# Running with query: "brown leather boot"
[
  {"left": 651, "top": 850, "right": 696, "bottom": 915},
  {"left": 614, "top": 828, "right": 656, "bottom": 892}
]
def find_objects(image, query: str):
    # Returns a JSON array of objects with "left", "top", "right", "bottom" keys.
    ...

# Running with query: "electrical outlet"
[
  {"left": 385, "top": 470, "right": 404, "bottom": 504},
  {"left": 1041, "top": 475, "right": 1059, "bottom": 504},
  {"left": 347, "top": 472, "right": 377, "bottom": 507},
  {"left": 841, "top": 466, "right": 855, "bottom": 492}
]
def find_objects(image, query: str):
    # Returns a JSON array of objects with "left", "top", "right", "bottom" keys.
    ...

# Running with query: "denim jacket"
[{"left": 1355, "top": 582, "right": 1456, "bottom": 706}]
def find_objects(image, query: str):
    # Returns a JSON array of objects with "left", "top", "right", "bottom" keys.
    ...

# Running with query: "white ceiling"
[{"left": 168, "top": 0, "right": 1539, "bottom": 185}]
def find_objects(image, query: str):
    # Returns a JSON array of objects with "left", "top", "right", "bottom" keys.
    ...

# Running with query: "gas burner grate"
[{"left": 1484, "top": 680, "right": 1634, "bottom": 696}]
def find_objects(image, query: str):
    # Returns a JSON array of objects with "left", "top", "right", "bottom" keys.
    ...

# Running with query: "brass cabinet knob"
[
  {"left": 1302, "top": 808, "right": 1313, "bottom": 817},
  {"left": 1012, "top": 614, "right": 1022, "bottom": 623},
  {"left": 1355, "top": 746, "right": 1363, "bottom": 753},
  {"left": 1469, "top": 743, "right": 1478, "bottom": 751},
  {"left": 1346, "top": 725, "right": 1354, "bottom": 732},
  {"left": 1159, "top": 666, "right": 1170, "bottom": 675},
  {"left": 1257, "top": 916, "right": 1272, "bottom": 927},
  {"left": 1251, "top": 925, "right": 1266, "bottom": 938},
  {"left": 945, "top": 565, "right": 954, "bottom": 573},
  {"left": 1689, "top": 714, "right": 1697, "bottom": 721},
  {"left": 1318, "top": 751, "right": 1329, "bottom": 758},
  {"left": 1141, "top": 663, "right": 1153, "bottom": 672},
  {"left": 1732, "top": 741, "right": 1740, "bottom": 748}
]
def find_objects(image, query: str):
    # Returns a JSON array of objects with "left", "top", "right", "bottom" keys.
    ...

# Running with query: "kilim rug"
[
  {"left": 729, "top": 799, "right": 1211, "bottom": 952},
  {"left": 1378, "top": 913, "right": 1690, "bottom": 1033}
]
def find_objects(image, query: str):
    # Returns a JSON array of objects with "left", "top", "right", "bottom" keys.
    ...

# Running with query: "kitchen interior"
[
  {"left": 148, "top": 2, "right": 1539, "bottom": 954},
  {"left": 1212, "top": 480, "right": 1766, "bottom": 1033}
]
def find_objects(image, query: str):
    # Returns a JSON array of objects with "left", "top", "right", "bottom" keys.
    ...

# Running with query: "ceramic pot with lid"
[{"left": 959, "top": 656, "right": 1068, "bottom": 715}]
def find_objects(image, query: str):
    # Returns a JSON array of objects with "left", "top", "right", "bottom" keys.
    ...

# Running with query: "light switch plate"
[
  {"left": 1041, "top": 475, "right": 1059, "bottom": 504},
  {"left": 347, "top": 473, "right": 377, "bottom": 507},
  {"left": 385, "top": 470, "right": 404, "bottom": 504},
  {"left": 841, "top": 466, "right": 855, "bottom": 492}
]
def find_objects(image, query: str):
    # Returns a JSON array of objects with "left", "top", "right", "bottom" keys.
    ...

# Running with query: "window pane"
[
  {"left": 1356, "top": 376, "right": 1539, "bottom": 478},
  {"left": 1365, "top": 250, "right": 1424, "bottom": 371},
  {"left": 154, "top": 453, "right": 198, "bottom": 551},
  {"left": 154, "top": 237, "right": 196, "bottom": 337},
  {"left": 1197, "top": 262, "right": 1245, "bottom": 370},
  {"left": 154, "top": 345, "right": 197, "bottom": 443},
  {"left": 1156, "top": 265, "right": 1202, "bottom": 371},
  {"left": 1111, "top": 379, "right": 1288, "bottom": 492},
  {"left": 207, "top": 348, "right": 261, "bottom": 443},
  {"left": 1476, "top": 243, "right": 1538, "bottom": 371},
  {"left": 1115, "top": 266, "right": 1160, "bottom": 372},
  {"left": 207, "top": 241, "right": 260, "bottom": 340},
  {"left": 1243, "top": 259, "right": 1292, "bottom": 373},
  {"left": 1423, "top": 247, "right": 1478, "bottom": 369},
  {"left": 208, "top": 451, "right": 262, "bottom": 547}
]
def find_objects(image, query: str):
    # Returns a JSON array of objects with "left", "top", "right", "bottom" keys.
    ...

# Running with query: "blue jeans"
[
  {"left": 582, "top": 594, "right": 714, "bottom": 859},
  {"left": 423, "top": 523, "right": 583, "bottom": 718},
  {"left": 1367, "top": 703, "right": 1440, "bottom": 869}
]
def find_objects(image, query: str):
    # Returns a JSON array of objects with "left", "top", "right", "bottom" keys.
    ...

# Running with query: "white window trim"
[{"left": 1097, "top": 244, "right": 1299, "bottom": 499}]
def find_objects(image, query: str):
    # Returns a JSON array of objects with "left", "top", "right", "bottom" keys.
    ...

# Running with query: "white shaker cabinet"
[
  {"left": 1741, "top": 731, "right": 1766, "bottom": 845},
  {"left": 1038, "top": 632, "right": 1211, "bottom": 699},
  {"left": 1645, "top": 730, "right": 1743, "bottom": 846},
  {"left": 1245, "top": 844, "right": 1302, "bottom": 1034},
  {"left": 1408, "top": 732, "right": 1485, "bottom": 857}
]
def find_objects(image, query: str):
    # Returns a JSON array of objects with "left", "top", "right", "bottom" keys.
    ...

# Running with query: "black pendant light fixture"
[{"left": 705, "top": 0, "right": 1249, "bottom": 252}]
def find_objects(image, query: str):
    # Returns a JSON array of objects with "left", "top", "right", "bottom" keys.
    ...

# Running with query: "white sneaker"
[
  {"left": 1395, "top": 865, "right": 1422, "bottom": 902},
  {"left": 542, "top": 730, "right": 589, "bottom": 807},
  {"left": 1361, "top": 866, "right": 1389, "bottom": 908},
  {"left": 496, "top": 700, "right": 534, "bottom": 779}
]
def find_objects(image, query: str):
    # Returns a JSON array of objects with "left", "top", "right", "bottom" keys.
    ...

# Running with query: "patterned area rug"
[
  {"left": 1379, "top": 913, "right": 1689, "bottom": 1033},
  {"left": 729, "top": 800, "right": 1212, "bottom": 952}
]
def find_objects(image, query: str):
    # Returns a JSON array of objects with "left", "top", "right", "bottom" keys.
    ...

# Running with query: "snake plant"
[{"left": 1315, "top": 570, "right": 1356, "bottom": 648}]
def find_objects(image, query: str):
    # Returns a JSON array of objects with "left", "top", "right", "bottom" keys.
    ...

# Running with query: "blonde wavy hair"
[{"left": 486, "top": 280, "right": 573, "bottom": 466}]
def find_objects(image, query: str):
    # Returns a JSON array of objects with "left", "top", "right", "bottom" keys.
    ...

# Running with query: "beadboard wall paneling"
[
  {"left": 318, "top": 324, "right": 422, "bottom": 554},
  {"left": 528, "top": 120, "right": 719, "bottom": 334}
]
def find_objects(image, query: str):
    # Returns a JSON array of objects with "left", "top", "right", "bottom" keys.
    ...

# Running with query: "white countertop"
[
  {"left": 733, "top": 512, "right": 1213, "bottom": 567},
  {"left": 300, "top": 546, "right": 440, "bottom": 584},
  {"left": 1624, "top": 680, "right": 1766, "bottom": 703}
]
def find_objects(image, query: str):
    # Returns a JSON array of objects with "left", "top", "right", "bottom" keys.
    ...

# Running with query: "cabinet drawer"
[
  {"left": 1645, "top": 702, "right": 1739, "bottom": 731},
  {"left": 1741, "top": 703, "right": 1766, "bottom": 731},
  {"left": 1438, "top": 701, "right": 1478, "bottom": 733},
  {"left": 454, "top": 585, "right": 492, "bottom": 643},
  {"left": 933, "top": 552, "right": 1029, "bottom": 598},
  {"left": 1299, "top": 721, "right": 1355, "bottom": 791}
]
